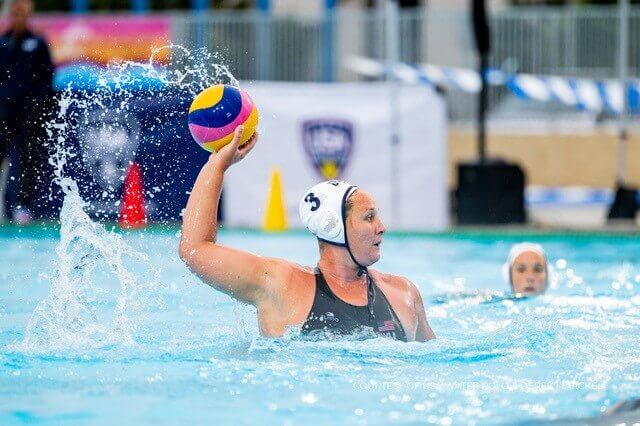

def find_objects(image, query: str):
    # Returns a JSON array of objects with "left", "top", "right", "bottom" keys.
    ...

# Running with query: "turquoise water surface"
[{"left": 1, "top": 222, "right": 640, "bottom": 424}]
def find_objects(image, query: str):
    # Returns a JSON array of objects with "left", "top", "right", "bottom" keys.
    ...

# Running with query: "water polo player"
[
  {"left": 179, "top": 126, "right": 435, "bottom": 342},
  {"left": 503, "top": 242, "right": 550, "bottom": 295}
]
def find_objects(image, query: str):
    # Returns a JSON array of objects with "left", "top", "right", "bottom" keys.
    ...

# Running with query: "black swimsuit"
[{"left": 301, "top": 269, "right": 407, "bottom": 341}]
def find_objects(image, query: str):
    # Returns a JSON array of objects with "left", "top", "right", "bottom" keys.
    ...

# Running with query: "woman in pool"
[
  {"left": 432, "top": 243, "right": 550, "bottom": 305},
  {"left": 503, "top": 242, "right": 549, "bottom": 295},
  {"left": 179, "top": 127, "right": 436, "bottom": 342}
]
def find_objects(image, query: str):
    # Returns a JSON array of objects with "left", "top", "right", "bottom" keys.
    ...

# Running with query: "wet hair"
[{"left": 344, "top": 189, "right": 358, "bottom": 219}]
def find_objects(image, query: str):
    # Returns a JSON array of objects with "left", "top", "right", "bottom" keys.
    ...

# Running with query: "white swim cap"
[
  {"left": 299, "top": 180, "right": 358, "bottom": 246},
  {"left": 501, "top": 242, "right": 552, "bottom": 288},
  {"left": 507, "top": 242, "right": 546, "bottom": 266}
]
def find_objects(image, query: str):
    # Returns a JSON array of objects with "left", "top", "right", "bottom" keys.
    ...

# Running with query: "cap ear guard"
[
  {"left": 546, "top": 263, "right": 557, "bottom": 288},
  {"left": 501, "top": 262, "right": 511, "bottom": 288},
  {"left": 308, "top": 209, "right": 342, "bottom": 241},
  {"left": 299, "top": 180, "right": 357, "bottom": 246}
]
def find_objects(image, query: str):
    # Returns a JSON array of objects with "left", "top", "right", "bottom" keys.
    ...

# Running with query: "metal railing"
[{"left": 171, "top": 6, "right": 640, "bottom": 122}]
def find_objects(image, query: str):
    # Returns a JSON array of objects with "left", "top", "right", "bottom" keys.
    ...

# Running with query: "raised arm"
[{"left": 179, "top": 126, "right": 283, "bottom": 305}]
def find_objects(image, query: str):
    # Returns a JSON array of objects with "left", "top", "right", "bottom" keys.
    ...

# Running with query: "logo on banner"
[
  {"left": 302, "top": 119, "right": 354, "bottom": 179},
  {"left": 78, "top": 110, "right": 140, "bottom": 191}
]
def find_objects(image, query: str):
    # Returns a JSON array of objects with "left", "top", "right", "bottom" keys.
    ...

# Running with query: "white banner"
[{"left": 224, "top": 82, "right": 448, "bottom": 231}]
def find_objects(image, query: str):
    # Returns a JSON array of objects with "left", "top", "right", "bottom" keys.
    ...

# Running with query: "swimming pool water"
[{"left": 1, "top": 225, "right": 640, "bottom": 425}]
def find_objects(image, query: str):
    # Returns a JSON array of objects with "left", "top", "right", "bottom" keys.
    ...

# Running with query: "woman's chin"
[{"left": 513, "top": 285, "right": 544, "bottom": 296}]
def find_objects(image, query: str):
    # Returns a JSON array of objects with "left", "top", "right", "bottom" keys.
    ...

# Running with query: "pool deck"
[{"left": 1, "top": 219, "right": 639, "bottom": 239}]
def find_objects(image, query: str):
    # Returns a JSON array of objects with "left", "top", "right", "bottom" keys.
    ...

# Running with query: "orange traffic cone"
[{"left": 119, "top": 162, "right": 147, "bottom": 229}]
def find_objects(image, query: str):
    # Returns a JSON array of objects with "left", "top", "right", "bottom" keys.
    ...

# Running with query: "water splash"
[
  {"left": 598, "top": 261, "right": 638, "bottom": 293},
  {"left": 17, "top": 178, "right": 160, "bottom": 351},
  {"left": 148, "top": 44, "right": 239, "bottom": 89},
  {"left": 18, "top": 45, "right": 239, "bottom": 351}
]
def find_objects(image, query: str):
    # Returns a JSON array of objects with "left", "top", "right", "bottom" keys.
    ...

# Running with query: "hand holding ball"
[{"left": 188, "top": 84, "right": 259, "bottom": 152}]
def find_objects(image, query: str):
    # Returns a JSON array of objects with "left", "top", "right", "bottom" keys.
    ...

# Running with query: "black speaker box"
[
  {"left": 455, "top": 160, "right": 526, "bottom": 225},
  {"left": 607, "top": 185, "right": 638, "bottom": 221}
]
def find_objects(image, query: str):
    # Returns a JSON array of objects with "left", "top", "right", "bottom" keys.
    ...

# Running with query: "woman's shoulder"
[
  {"left": 262, "top": 260, "right": 316, "bottom": 327},
  {"left": 269, "top": 259, "right": 316, "bottom": 290},
  {"left": 370, "top": 270, "right": 421, "bottom": 299}
]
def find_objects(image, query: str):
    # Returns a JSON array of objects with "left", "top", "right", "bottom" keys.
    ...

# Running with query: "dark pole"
[
  {"left": 478, "top": 53, "right": 488, "bottom": 161},
  {"left": 322, "top": 0, "right": 337, "bottom": 82},
  {"left": 385, "top": 0, "right": 401, "bottom": 227},
  {"left": 457, "top": 0, "right": 526, "bottom": 225},
  {"left": 607, "top": 0, "right": 638, "bottom": 221},
  {"left": 471, "top": 0, "right": 491, "bottom": 162},
  {"left": 256, "top": 0, "right": 271, "bottom": 80}
]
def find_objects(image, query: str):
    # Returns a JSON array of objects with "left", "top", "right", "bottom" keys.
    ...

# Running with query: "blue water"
[{"left": 1, "top": 225, "right": 640, "bottom": 425}]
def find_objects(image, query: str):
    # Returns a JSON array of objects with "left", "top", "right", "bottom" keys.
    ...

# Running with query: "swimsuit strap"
[{"left": 313, "top": 267, "right": 340, "bottom": 301}]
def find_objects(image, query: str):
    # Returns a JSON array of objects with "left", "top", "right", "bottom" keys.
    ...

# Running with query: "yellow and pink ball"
[{"left": 188, "top": 84, "right": 259, "bottom": 152}]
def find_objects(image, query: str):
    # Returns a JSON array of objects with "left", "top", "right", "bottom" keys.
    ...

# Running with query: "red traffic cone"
[{"left": 119, "top": 162, "right": 147, "bottom": 229}]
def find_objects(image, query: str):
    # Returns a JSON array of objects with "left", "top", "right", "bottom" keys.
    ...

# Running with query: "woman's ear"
[{"left": 544, "top": 262, "right": 554, "bottom": 290}]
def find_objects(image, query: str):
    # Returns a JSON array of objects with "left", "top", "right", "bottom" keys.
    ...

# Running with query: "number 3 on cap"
[{"left": 304, "top": 193, "right": 320, "bottom": 211}]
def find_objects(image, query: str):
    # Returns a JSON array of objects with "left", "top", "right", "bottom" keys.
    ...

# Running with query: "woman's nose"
[{"left": 377, "top": 218, "right": 386, "bottom": 234}]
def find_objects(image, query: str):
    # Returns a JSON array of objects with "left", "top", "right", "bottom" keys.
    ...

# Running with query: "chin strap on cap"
[{"left": 357, "top": 266, "right": 374, "bottom": 318}]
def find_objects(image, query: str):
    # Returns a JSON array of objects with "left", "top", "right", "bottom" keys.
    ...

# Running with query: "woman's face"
[
  {"left": 11, "top": 0, "right": 33, "bottom": 30},
  {"left": 510, "top": 251, "right": 547, "bottom": 295},
  {"left": 345, "top": 191, "right": 386, "bottom": 267}
]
